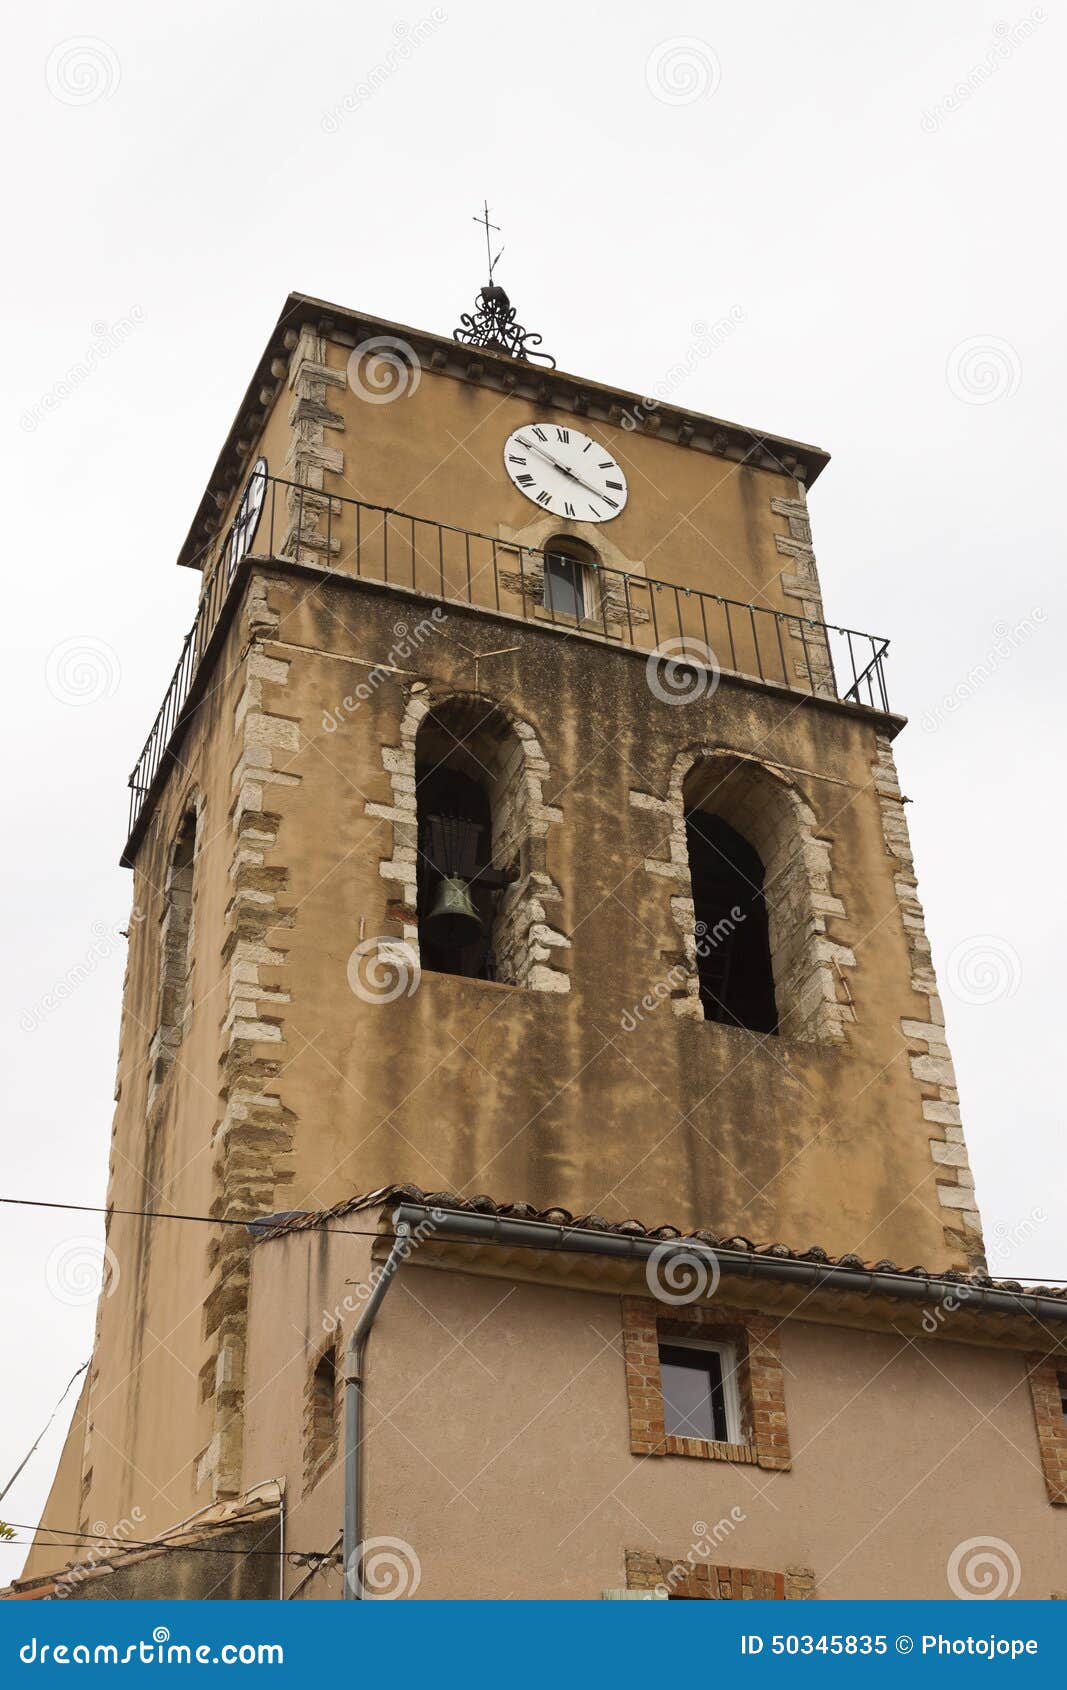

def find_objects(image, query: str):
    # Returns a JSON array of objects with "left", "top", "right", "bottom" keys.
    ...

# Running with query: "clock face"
[
  {"left": 234, "top": 459, "right": 267, "bottom": 557},
  {"left": 503, "top": 423, "right": 628, "bottom": 522}
]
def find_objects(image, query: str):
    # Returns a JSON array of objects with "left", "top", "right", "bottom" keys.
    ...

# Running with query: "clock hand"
[
  {"left": 523, "top": 441, "right": 612, "bottom": 504},
  {"left": 523, "top": 441, "right": 574, "bottom": 478}
]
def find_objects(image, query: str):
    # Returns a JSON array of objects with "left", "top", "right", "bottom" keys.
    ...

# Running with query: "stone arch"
[
  {"left": 630, "top": 748, "right": 855, "bottom": 1042},
  {"left": 371, "top": 689, "right": 570, "bottom": 992}
]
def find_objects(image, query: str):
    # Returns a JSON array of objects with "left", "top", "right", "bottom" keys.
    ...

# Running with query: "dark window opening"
[
  {"left": 659, "top": 1343, "right": 733, "bottom": 1443},
  {"left": 416, "top": 765, "right": 497, "bottom": 980},
  {"left": 310, "top": 1349, "right": 336, "bottom": 1455},
  {"left": 1059, "top": 1372, "right": 1067, "bottom": 1423},
  {"left": 543, "top": 551, "right": 586, "bottom": 619},
  {"left": 685, "top": 812, "right": 777, "bottom": 1034}
]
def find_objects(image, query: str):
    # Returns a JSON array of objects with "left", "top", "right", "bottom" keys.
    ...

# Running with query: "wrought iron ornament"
[
  {"left": 453, "top": 201, "right": 556, "bottom": 367},
  {"left": 454, "top": 285, "right": 556, "bottom": 367}
]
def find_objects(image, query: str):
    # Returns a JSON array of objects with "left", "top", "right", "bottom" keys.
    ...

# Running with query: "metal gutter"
[{"left": 391, "top": 1203, "right": 1067, "bottom": 1326}]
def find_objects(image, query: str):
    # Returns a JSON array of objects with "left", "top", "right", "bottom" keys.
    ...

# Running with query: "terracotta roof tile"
[{"left": 250, "top": 1183, "right": 1067, "bottom": 1301}]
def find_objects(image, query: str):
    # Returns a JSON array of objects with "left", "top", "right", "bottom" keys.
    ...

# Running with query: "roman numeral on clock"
[
  {"left": 564, "top": 501, "right": 576, "bottom": 517},
  {"left": 516, "top": 473, "right": 535, "bottom": 487},
  {"left": 537, "top": 490, "right": 552, "bottom": 506},
  {"left": 556, "top": 427, "right": 570, "bottom": 443},
  {"left": 532, "top": 426, "right": 548, "bottom": 441}
]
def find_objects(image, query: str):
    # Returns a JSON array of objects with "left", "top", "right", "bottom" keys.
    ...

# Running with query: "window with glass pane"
[
  {"left": 659, "top": 1343, "right": 734, "bottom": 1442},
  {"left": 543, "top": 552, "right": 585, "bottom": 618}
]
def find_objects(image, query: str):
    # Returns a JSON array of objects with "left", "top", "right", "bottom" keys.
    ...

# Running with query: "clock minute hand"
[
  {"left": 524, "top": 441, "right": 609, "bottom": 504},
  {"left": 524, "top": 440, "right": 573, "bottom": 477}
]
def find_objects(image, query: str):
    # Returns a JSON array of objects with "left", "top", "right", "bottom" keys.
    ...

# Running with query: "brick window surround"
[
  {"left": 625, "top": 1550, "right": 814, "bottom": 1600},
  {"left": 1027, "top": 1355, "right": 1067, "bottom": 1505},
  {"left": 621, "top": 1296, "right": 791, "bottom": 1470}
]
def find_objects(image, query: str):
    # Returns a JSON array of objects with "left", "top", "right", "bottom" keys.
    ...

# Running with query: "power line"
[
  {"left": 2, "top": 1522, "right": 340, "bottom": 1563},
  {"left": 0, "top": 1361, "right": 89, "bottom": 1507},
  {"left": 0, "top": 1194, "right": 404, "bottom": 1247},
  {"left": 4, "top": 1194, "right": 1067, "bottom": 1284}
]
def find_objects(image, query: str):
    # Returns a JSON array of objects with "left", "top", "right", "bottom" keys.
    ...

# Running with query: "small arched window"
[
  {"left": 304, "top": 1344, "right": 338, "bottom": 1490},
  {"left": 311, "top": 1349, "right": 336, "bottom": 1448},
  {"left": 542, "top": 536, "right": 598, "bottom": 621},
  {"left": 685, "top": 810, "right": 778, "bottom": 1034}
]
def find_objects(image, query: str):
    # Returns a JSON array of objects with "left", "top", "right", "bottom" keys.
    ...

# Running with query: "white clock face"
[{"left": 503, "top": 423, "right": 628, "bottom": 523}]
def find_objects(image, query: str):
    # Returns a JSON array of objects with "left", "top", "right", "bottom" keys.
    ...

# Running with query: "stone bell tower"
[{"left": 21, "top": 273, "right": 982, "bottom": 1583}]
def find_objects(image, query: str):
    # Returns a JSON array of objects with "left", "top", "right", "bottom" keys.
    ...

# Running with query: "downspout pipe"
[
  {"left": 389, "top": 1202, "right": 1067, "bottom": 1327},
  {"left": 342, "top": 1217, "right": 413, "bottom": 1600}
]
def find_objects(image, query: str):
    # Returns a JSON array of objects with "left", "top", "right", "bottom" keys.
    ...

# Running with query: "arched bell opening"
[
  {"left": 414, "top": 697, "right": 522, "bottom": 982},
  {"left": 684, "top": 810, "right": 777, "bottom": 1033}
]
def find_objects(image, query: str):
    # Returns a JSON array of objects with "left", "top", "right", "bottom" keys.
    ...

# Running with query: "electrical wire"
[
  {"left": 3, "top": 1194, "right": 1067, "bottom": 1284},
  {"left": 2, "top": 1521, "right": 339, "bottom": 1562},
  {"left": 0, "top": 1361, "right": 89, "bottom": 1506}
]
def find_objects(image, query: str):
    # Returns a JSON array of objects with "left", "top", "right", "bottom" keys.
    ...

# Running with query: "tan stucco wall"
[
  {"left": 244, "top": 1229, "right": 1067, "bottom": 1600},
  {"left": 205, "top": 571, "right": 949, "bottom": 1259},
  {"left": 323, "top": 345, "right": 802, "bottom": 612}
]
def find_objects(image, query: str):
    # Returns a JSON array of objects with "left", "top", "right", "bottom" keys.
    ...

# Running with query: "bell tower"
[{"left": 24, "top": 272, "right": 983, "bottom": 1575}]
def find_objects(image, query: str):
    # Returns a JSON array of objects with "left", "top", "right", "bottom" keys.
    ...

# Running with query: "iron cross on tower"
[{"left": 473, "top": 200, "right": 504, "bottom": 286}]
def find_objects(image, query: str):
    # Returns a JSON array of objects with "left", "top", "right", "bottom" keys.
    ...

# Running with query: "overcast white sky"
[{"left": 1, "top": 0, "right": 1063, "bottom": 1581}]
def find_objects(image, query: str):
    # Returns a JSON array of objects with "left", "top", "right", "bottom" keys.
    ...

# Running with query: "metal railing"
[{"left": 125, "top": 473, "right": 891, "bottom": 847}]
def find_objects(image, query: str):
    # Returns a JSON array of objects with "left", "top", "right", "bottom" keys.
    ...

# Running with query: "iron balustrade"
[{"left": 125, "top": 474, "right": 891, "bottom": 848}]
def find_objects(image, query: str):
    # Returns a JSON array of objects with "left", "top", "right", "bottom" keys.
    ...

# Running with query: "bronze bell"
[{"left": 425, "top": 875, "right": 482, "bottom": 950}]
